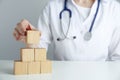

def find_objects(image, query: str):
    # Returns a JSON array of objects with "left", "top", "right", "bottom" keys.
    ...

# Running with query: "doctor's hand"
[{"left": 13, "top": 19, "right": 37, "bottom": 43}]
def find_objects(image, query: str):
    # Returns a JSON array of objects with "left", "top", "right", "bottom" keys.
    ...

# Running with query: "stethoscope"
[{"left": 57, "top": 0, "right": 100, "bottom": 41}]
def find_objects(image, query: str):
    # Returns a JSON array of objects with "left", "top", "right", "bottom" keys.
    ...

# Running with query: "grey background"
[
  {"left": 0, "top": 0, "right": 120, "bottom": 60},
  {"left": 0, "top": 0, "right": 53, "bottom": 60}
]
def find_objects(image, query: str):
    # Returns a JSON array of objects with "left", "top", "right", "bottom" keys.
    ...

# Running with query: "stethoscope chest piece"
[{"left": 84, "top": 32, "right": 92, "bottom": 41}]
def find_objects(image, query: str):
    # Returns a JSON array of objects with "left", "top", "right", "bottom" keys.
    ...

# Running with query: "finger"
[
  {"left": 18, "top": 20, "right": 32, "bottom": 35},
  {"left": 16, "top": 23, "right": 26, "bottom": 35},
  {"left": 20, "top": 19, "right": 31, "bottom": 31},
  {"left": 20, "top": 19, "right": 36, "bottom": 30},
  {"left": 21, "top": 19, "right": 38, "bottom": 30},
  {"left": 24, "top": 25, "right": 32, "bottom": 36},
  {"left": 26, "top": 24, "right": 32, "bottom": 30},
  {"left": 18, "top": 36, "right": 26, "bottom": 43},
  {"left": 13, "top": 30, "right": 20, "bottom": 40}
]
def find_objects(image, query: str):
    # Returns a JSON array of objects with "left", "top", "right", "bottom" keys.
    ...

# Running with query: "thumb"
[{"left": 26, "top": 25, "right": 32, "bottom": 30}]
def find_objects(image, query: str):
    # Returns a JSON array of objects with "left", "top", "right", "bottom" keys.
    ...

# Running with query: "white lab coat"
[{"left": 38, "top": 0, "right": 120, "bottom": 61}]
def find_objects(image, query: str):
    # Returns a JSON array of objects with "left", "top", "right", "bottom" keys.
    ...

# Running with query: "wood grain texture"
[
  {"left": 26, "top": 30, "right": 40, "bottom": 44},
  {"left": 21, "top": 48, "right": 34, "bottom": 62},
  {"left": 28, "top": 62, "right": 41, "bottom": 74},
  {"left": 34, "top": 48, "right": 47, "bottom": 61},
  {"left": 14, "top": 61, "right": 27, "bottom": 75},
  {"left": 41, "top": 61, "right": 52, "bottom": 73}
]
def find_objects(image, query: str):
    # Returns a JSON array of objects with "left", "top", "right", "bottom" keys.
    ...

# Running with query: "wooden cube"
[
  {"left": 41, "top": 61, "right": 52, "bottom": 73},
  {"left": 14, "top": 61, "right": 27, "bottom": 75},
  {"left": 26, "top": 30, "right": 40, "bottom": 44},
  {"left": 21, "top": 48, "right": 34, "bottom": 62},
  {"left": 28, "top": 62, "right": 40, "bottom": 74},
  {"left": 34, "top": 48, "right": 47, "bottom": 61}
]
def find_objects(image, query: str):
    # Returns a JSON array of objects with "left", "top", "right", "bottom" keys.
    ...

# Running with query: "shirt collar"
[{"left": 70, "top": 0, "right": 99, "bottom": 15}]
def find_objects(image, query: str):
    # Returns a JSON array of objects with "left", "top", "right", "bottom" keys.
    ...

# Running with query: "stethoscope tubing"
[
  {"left": 89, "top": 0, "right": 100, "bottom": 32},
  {"left": 59, "top": 0, "right": 72, "bottom": 19}
]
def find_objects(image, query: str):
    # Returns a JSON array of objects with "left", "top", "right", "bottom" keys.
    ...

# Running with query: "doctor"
[{"left": 13, "top": 0, "right": 120, "bottom": 61}]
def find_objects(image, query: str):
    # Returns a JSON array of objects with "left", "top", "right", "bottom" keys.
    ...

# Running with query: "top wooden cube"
[{"left": 26, "top": 30, "right": 40, "bottom": 44}]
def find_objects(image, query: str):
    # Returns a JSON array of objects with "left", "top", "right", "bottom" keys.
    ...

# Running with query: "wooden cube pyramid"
[{"left": 14, "top": 30, "right": 52, "bottom": 75}]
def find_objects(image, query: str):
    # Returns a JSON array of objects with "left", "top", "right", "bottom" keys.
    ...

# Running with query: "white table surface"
[{"left": 0, "top": 60, "right": 120, "bottom": 80}]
